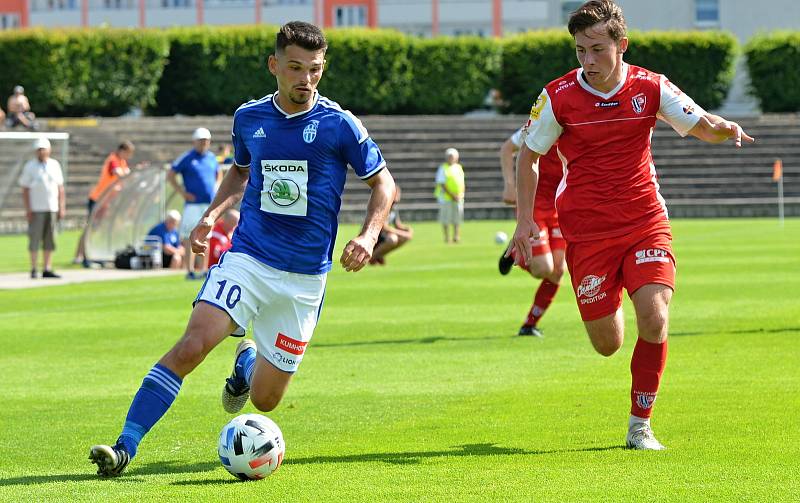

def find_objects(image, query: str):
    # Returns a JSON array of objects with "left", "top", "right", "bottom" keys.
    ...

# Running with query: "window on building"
[
  {"left": 1, "top": 13, "right": 21, "bottom": 29},
  {"left": 695, "top": 0, "right": 719, "bottom": 25},
  {"left": 334, "top": 5, "right": 366, "bottom": 27},
  {"left": 561, "top": 1, "right": 583, "bottom": 24}
]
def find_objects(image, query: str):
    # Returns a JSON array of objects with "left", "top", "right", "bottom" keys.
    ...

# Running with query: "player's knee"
[
  {"left": 173, "top": 336, "right": 206, "bottom": 366},
  {"left": 250, "top": 392, "right": 283, "bottom": 412},
  {"left": 638, "top": 308, "right": 669, "bottom": 342},
  {"left": 592, "top": 339, "right": 622, "bottom": 357}
]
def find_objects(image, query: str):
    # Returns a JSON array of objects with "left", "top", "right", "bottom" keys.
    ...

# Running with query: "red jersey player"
[
  {"left": 207, "top": 209, "right": 239, "bottom": 268},
  {"left": 499, "top": 127, "right": 566, "bottom": 337},
  {"left": 510, "top": 0, "right": 753, "bottom": 450}
]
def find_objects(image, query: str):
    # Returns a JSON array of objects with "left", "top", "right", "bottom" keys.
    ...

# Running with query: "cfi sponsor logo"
[
  {"left": 631, "top": 93, "right": 647, "bottom": 114},
  {"left": 635, "top": 248, "right": 670, "bottom": 265},
  {"left": 302, "top": 120, "right": 319, "bottom": 144},
  {"left": 276, "top": 332, "right": 307, "bottom": 355},
  {"left": 635, "top": 391, "right": 657, "bottom": 410},
  {"left": 577, "top": 274, "right": 606, "bottom": 298}
]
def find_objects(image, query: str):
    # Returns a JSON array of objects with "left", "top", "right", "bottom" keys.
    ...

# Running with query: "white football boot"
[{"left": 626, "top": 423, "right": 666, "bottom": 450}]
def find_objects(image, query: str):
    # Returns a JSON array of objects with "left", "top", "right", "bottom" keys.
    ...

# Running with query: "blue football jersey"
[{"left": 230, "top": 92, "right": 386, "bottom": 274}]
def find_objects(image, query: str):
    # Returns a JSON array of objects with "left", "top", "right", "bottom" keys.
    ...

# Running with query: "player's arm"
[
  {"left": 688, "top": 113, "right": 754, "bottom": 147},
  {"left": 500, "top": 137, "right": 519, "bottom": 205},
  {"left": 190, "top": 164, "right": 249, "bottom": 255},
  {"left": 340, "top": 168, "right": 396, "bottom": 272},
  {"left": 510, "top": 144, "right": 541, "bottom": 267}
]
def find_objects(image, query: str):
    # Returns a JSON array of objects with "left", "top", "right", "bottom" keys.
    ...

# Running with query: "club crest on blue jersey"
[{"left": 303, "top": 120, "right": 319, "bottom": 144}]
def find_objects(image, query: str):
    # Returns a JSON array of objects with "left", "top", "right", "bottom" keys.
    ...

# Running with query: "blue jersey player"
[{"left": 89, "top": 21, "right": 396, "bottom": 476}]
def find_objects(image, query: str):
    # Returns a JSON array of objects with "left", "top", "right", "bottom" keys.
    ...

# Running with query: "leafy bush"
[{"left": 745, "top": 32, "right": 800, "bottom": 112}]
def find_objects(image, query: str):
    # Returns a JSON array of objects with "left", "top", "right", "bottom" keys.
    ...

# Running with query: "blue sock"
[
  {"left": 116, "top": 363, "right": 182, "bottom": 458},
  {"left": 237, "top": 348, "right": 257, "bottom": 387}
]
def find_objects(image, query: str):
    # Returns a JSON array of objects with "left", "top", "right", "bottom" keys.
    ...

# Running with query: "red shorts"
[{"left": 566, "top": 223, "right": 676, "bottom": 321}]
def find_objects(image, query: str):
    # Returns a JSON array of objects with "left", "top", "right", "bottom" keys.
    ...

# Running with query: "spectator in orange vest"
[{"left": 73, "top": 141, "right": 135, "bottom": 267}]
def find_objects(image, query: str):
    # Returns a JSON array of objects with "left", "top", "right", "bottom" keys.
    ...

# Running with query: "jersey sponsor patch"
[
  {"left": 529, "top": 93, "right": 548, "bottom": 122},
  {"left": 635, "top": 248, "right": 670, "bottom": 265},
  {"left": 275, "top": 332, "right": 307, "bottom": 355},
  {"left": 260, "top": 159, "right": 308, "bottom": 216}
]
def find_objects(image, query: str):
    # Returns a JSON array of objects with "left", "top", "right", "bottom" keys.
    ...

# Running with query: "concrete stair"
[{"left": 1, "top": 114, "right": 797, "bottom": 233}]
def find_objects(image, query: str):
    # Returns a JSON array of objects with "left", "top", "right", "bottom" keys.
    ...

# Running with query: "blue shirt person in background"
[
  {"left": 89, "top": 21, "right": 396, "bottom": 477},
  {"left": 146, "top": 209, "right": 184, "bottom": 269},
  {"left": 167, "top": 127, "right": 222, "bottom": 279}
]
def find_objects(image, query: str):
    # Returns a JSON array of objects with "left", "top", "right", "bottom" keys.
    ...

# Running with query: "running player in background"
[
  {"left": 498, "top": 128, "right": 566, "bottom": 337},
  {"left": 510, "top": 0, "right": 753, "bottom": 450},
  {"left": 89, "top": 21, "right": 395, "bottom": 476}
]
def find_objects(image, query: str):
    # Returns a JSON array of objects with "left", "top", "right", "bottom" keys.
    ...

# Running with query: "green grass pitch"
[{"left": 0, "top": 219, "right": 798, "bottom": 502}]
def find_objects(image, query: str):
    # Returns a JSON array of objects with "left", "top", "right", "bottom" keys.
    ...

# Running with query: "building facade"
[{"left": 1, "top": 0, "right": 797, "bottom": 43}]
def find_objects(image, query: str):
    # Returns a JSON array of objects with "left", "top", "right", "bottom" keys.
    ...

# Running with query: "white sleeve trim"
[
  {"left": 359, "top": 160, "right": 387, "bottom": 180},
  {"left": 524, "top": 89, "right": 562, "bottom": 155},
  {"left": 657, "top": 75, "right": 705, "bottom": 137}
]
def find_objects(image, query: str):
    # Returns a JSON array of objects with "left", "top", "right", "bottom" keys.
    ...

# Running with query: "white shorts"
[
  {"left": 179, "top": 203, "right": 209, "bottom": 240},
  {"left": 195, "top": 252, "right": 327, "bottom": 373},
  {"left": 438, "top": 200, "right": 463, "bottom": 225}
]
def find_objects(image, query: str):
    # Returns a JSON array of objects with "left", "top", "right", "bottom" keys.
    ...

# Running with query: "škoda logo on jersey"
[{"left": 631, "top": 93, "right": 647, "bottom": 114}]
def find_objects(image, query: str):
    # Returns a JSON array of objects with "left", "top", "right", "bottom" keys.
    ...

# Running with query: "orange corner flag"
[{"left": 773, "top": 159, "right": 783, "bottom": 182}]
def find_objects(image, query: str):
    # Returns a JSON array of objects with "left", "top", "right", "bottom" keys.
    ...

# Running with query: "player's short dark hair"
[
  {"left": 118, "top": 140, "right": 135, "bottom": 152},
  {"left": 568, "top": 0, "right": 626, "bottom": 43},
  {"left": 276, "top": 21, "right": 328, "bottom": 54}
]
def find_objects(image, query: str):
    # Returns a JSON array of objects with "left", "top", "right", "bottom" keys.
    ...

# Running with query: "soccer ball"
[
  {"left": 218, "top": 413, "right": 285, "bottom": 480},
  {"left": 494, "top": 231, "right": 508, "bottom": 245}
]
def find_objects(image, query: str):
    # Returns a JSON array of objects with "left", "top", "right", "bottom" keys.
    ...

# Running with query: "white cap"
[
  {"left": 192, "top": 127, "right": 211, "bottom": 141},
  {"left": 34, "top": 138, "right": 51, "bottom": 150},
  {"left": 445, "top": 147, "right": 459, "bottom": 158},
  {"left": 166, "top": 209, "right": 182, "bottom": 221}
]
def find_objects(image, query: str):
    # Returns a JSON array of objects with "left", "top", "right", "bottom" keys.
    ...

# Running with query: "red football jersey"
[
  {"left": 208, "top": 221, "right": 232, "bottom": 267},
  {"left": 510, "top": 128, "right": 562, "bottom": 219},
  {"left": 523, "top": 64, "right": 704, "bottom": 242}
]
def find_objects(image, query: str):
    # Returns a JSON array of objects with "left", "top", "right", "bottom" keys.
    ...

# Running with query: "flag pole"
[{"left": 778, "top": 175, "right": 784, "bottom": 228}]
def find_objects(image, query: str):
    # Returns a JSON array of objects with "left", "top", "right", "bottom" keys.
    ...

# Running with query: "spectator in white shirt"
[{"left": 18, "top": 138, "right": 65, "bottom": 278}]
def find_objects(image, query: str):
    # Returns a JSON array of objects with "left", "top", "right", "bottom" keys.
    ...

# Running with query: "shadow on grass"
[
  {"left": 313, "top": 334, "right": 510, "bottom": 349},
  {"left": 169, "top": 443, "right": 625, "bottom": 486},
  {"left": 286, "top": 442, "right": 624, "bottom": 466},
  {"left": 672, "top": 326, "right": 800, "bottom": 337},
  {"left": 0, "top": 460, "right": 218, "bottom": 487}
]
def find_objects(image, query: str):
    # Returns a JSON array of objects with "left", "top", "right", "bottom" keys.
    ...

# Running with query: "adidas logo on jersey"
[{"left": 253, "top": 127, "right": 266, "bottom": 138}]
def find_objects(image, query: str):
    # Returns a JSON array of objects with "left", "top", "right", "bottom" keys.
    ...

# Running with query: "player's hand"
[
  {"left": 184, "top": 191, "right": 197, "bottom": 202},
  {"left": 58, "top": 207, "right": 66, "bottom": 220},
  {"left": 502, "top": 184, "right": 517, "bottom": 206},
  {"left": 707, "top": 118, "right": 755, "bottom": 147},
  {"left": 25, "top": 209, "right": 32, "bottom": 223},
  {"left": 189, "top": 216, "right": 214, "bottom": 255},
  {"left": 507, "top": 220, "right": 540, "bottom": 268},
  {"left": 339, "top": 234, "right": 375, "bottom": 272}
]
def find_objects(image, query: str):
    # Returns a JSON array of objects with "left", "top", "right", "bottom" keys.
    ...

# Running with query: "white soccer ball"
[
  {"left": 494, "top": 231, "right": 508, "bottom": 245},
  {"left": 218, "top": 413, "right": 285, "bottom": 481}
]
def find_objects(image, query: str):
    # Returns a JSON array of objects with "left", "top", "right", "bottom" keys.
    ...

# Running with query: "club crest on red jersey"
[{"left": 631, "top": 93, "right": 647, "bottom": 114}]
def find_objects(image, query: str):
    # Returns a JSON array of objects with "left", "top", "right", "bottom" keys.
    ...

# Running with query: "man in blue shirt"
[
  {"left": 167, "top": 127, "right": 222, "bottom": 279},
  {"left": 90, "top": 21, "right": 396, "bottom": 477},
  {"left": 147, "top": 209, "right": 184, "bottom": 269}
]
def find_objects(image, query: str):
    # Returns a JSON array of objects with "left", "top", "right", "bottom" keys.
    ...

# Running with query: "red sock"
[
  {"left": 630, "top": 338, "right": 668, "bottom": 419},
  {"left": 524, "top": 279, "right": 559, "bottom": 326}
]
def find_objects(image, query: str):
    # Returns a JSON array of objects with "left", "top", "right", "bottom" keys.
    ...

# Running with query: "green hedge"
[
  {"left": 319, "top": 29, "right": 413, "bottom": 115},
  {"left": 154, "top": 26, "right": 278, "bottom": 116},
  {"left": 0, "top": 27, "right": 746, "bottom": 116},
  {"left": 745, "top": 32, "right": 800, "bottom": 113},
  {"left": 0, "top": 29, "right": 168, "bottom": 116},
  {"left": 499, "top": 30, "right": 737, "bottom": 114},
  {"left": 402, "top": 36, "right": 502, "bottom": 114}
]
